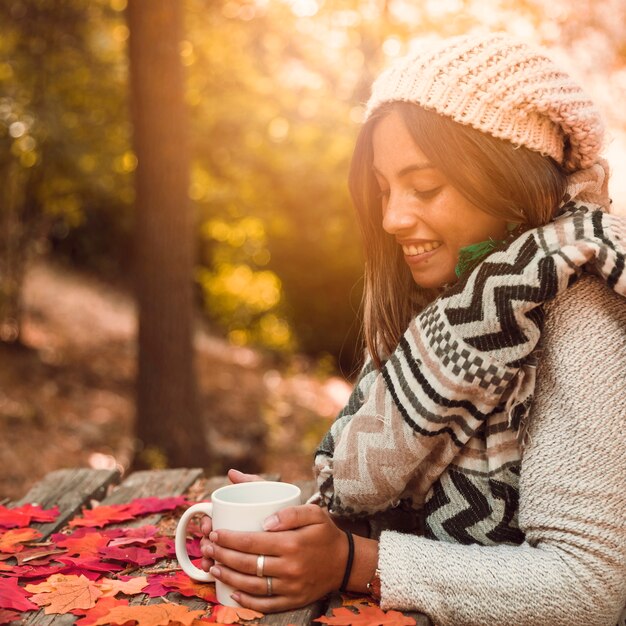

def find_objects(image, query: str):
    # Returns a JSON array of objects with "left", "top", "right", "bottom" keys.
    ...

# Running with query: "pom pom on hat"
[{"left": 365, "top": 32, "right": 605, "bottom": 173}]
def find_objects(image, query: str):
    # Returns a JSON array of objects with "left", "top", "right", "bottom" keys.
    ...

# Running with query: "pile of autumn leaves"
[
  {"left": 0, "top": 498, "right": 418, "bottom": 626},
  {"left": 0, "top": 497, "right": 264, "bottom": 625}
]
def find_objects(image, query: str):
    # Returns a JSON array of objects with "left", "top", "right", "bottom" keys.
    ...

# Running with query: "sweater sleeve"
[{"left": 377, "top": 277, "right": 626, "bottom": 626}]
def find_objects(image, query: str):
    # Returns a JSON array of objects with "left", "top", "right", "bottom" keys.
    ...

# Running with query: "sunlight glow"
[{"left": 290, "top": 0, "right": 319, "bottom": 18}]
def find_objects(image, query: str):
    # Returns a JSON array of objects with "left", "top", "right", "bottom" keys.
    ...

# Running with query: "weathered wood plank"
[
  {"left": 20, "top": 468, "right": 204, "bottom": 626},
  {"left": 15, "top": 468, "right": 121, "bottom": 538}
]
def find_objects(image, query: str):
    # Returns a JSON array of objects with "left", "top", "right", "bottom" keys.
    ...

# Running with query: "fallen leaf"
[
  {"left": 107, "top": 525, "right": 159, "bottom": 547},
  {"left": 159, "top": 572, "right": 218, "bottom": 602},
  {"left": 6, "top": 564, "right": 65, "bottom": 580},
  {"left": 0, "top": 577, "right": 39, "bottom": 612},
  {"left": 98, "top": 575, "right": 148, "bottom": 597},
  {"left": 26, "top": 573, "right": 102, "bottom": 614},
  {"left": 92, "top": 602, "right": 205, "bottom": 625},
  {"left": 98, "top": 542, "right": 169, "bottom": 566},
  {"left": 69, "top": 504, "right": 135, "bottom": 528},
  {"left": 0, "top": 504, "right": 58, "bottom": 529},
  {"left": 0, "top": 609, "right": 22, "bottom": 625},
  {"left": 57, "top": 556, "right": 125, "bottom": 575},
  {"left": 125, "top": 496, "right": 189, "bottom": 516},
  {"left": 315, "top": 605, "right": 416, "bottom": 626},
  {"left": 212, "top": 605, "right": 264, "bottom": 624},
  {"left": 53, "top": 528, "right": 110, "bottom": 556},
  {"left": 14, "top": 546, "right": 66, "bottom": 565},
  {"left": 142, "top": 573, "right": 173, "bottom": 598},
  {"left": 0, "top": 528, "right": 42, "bottom": 553},
  {"left": 72, "top": 596, "right": 130, "bottom": 626}
]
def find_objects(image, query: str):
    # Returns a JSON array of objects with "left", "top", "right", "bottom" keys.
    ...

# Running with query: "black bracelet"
[{"left": 339, "top": 529, "right": 354, "bottom": 592}]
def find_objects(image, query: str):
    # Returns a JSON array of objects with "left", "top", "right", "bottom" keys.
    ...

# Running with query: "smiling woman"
[
  {"left": 352, "top": 101, "right": 567, "bottom": 363},
  {"left": 197, "top": 32, "right": 626, "bottom": 625}
]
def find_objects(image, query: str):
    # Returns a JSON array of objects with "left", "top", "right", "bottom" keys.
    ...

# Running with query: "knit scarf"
[{"left": 314, "top": 201, "right": 625, "bottom": 543}]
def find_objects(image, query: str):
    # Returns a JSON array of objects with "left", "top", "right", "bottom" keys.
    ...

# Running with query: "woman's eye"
[{"left": 413, "top": 186, "right": 442, "bottom": 200}]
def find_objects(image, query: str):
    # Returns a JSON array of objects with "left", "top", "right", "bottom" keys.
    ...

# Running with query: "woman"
[{"left": 200, "top": 32, "right": 626, "bottom": 625}]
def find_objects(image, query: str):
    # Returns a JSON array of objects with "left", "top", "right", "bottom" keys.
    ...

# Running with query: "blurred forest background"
[{"left": 1, "top": 0, "right": 625, "bottom": 500}]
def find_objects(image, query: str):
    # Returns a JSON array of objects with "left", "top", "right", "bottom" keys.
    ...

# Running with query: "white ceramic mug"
[{"left": 175, "top": 480, "right": 301, "bottom": 606}]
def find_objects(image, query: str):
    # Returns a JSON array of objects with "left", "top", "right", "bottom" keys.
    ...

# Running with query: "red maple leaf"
[
  {"left": 0, "top": 577, "right": 39, "bottom": 612},
  {"left": 68, "top": 504, "right": 135, "bottom": 529},
  {"left": 142, "top": 573, "right": 172, "bottom": 598},
  {"left": 99, "top": 540, "right": 170, "bottom": 566},
  {"left": 0, "top": 504, "right": 58, "bottom": 529},
  {"left": 106, "top": 525, "right": 159, "bottom": 547},
  {"left": 315, "top": 605, "right": 416, "bottom": 626},
  {"left": 57, "top": 556, "right": 124, "bottom": 575},
  {"left": 125, "top": 496, "right": 189, "bottom": 516},
  {"left": 0, "top": 528, "right": 42, "bottom": 553}
]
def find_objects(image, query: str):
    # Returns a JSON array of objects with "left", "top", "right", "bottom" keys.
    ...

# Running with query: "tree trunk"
[{"left": 127, "top": 0, "right": 208, "bottom": 468}]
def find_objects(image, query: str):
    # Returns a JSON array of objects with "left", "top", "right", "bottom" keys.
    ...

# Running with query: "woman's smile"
[{"left": 372, "top": 111, "right": 508, "bottom": 288}]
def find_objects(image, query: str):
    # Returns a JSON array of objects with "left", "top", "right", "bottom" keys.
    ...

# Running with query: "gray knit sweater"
[{"left": 376, "top": 276, "right": 626, "bottom": 625}]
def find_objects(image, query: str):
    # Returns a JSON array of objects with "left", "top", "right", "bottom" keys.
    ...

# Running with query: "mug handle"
[{"left": 175, "top": 502, "right": 215, "bottom": 582}]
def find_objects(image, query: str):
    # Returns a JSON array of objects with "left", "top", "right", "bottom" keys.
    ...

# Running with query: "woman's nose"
[{"left": 382, "top": 192, "right": 417, "bottom": 235}]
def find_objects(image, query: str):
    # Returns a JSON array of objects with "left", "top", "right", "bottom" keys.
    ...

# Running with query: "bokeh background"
[{"left": 1, "top": 0, "right": 625, "bottom": 500}]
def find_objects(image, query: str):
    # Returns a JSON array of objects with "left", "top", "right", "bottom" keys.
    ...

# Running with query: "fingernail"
[
  {"left": 210, "top": 566, "right": 221, "bottom": 578},
  {"left": 203, "top": 543, "right": 214, "bottom": 557},
  {"left": 209, "top": 531, "right": 218, "bottom": 542},
  {"left": 231, "top": 592, "right": 241, "bottom": 603},
  {"left": 263, "top": 514, "right": 279, "bottom": 530}
]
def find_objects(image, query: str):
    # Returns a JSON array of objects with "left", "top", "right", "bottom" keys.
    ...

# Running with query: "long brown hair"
[{"left": 349, "top": 102, "right": 568, "bottom": 368}]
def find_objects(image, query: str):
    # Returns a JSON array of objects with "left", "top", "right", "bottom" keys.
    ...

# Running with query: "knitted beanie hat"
[{"left": 365, "top": 32, "right": 605, "bottom": 174}]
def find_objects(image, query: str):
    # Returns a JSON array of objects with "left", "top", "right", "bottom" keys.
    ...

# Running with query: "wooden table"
[{"left": 5, "top": 468, "right": 432, "bottom": 625}]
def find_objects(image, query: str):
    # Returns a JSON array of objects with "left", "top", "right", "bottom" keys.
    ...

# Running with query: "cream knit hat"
[{"left": 365, "top": 32, "right": 605, "bottom": 174}]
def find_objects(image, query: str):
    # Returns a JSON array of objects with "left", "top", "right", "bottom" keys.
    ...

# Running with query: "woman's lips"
[
  {"left": 401, "top": 240, "right": 442, "bottom": 264},
  {"left": 401, "top": 241, "right": 441, "bottom": 256}
]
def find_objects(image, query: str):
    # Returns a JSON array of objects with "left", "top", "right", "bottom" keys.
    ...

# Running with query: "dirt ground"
[{"left": 0, "top": 260, "right": 352, "bottom": 501}]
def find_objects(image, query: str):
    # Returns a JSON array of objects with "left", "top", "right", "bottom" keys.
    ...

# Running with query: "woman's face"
[{"left": 372, "top": 110, "right": 508, "bottom": 289}]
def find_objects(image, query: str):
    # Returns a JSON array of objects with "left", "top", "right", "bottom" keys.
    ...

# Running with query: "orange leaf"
[
  {"left": 27, "top": 574, "right": 102, "bottom": 614},
  {"left": 69, "top": 504, "right": 135, "bottom": 528},
  {"left": 315, "top": 604, "right": 416, "bottom": 626},
  {"left": 212, "top": 605, "right": 264, "bottom": 624},
  {"left": 73, "top": 596, "right": 130, "bottom": 626},
  {"left": 0, "top": 528, "right": 42, "bottom": 553},
  {"left": 98, "top": 576, "right": 148, "bottom": 597},
  {"left": 92, "top": 603, "right": 205, "bottom": 625},
  {"left": 160, "top": 571, "right": 218, "bottom": 602}
]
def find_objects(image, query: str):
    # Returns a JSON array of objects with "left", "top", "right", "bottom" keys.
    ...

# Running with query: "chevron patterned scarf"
[{"left": 314, "top": 202, "right": 625, "bottom": 543}]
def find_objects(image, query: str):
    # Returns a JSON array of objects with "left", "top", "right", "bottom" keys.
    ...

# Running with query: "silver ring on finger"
[
  {"left": 256, "top": 554, "right": 265, "bottom": 578},
  {"left": 266, "top": 575, "right": 273, "bottom": 596}
]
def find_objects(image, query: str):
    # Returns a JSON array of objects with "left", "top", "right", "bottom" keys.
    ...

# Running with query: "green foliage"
[{"left": 2, "top": 0, "right": 624, "bottom": 369}]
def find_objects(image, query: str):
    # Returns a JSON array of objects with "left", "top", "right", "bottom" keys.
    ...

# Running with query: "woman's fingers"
[
  {"left": 200, "top": 515, "right": 212, "bottom": 536},
  {"left": 262, "top": 504, "right": 327, "bottom": 531},
  {"left": 227, "top": 468, "right": 263, "bottom": 484},
  {"left": 210, "top": 543, "right": 277, "bottom": 578}
]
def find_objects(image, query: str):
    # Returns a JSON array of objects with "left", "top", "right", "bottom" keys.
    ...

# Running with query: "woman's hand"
[
  {"left": 199, "top": 469, "right": 262, "bottom": 574},
  {"left": 204, "top": 503, "right": 348, "bottom": 612}
]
